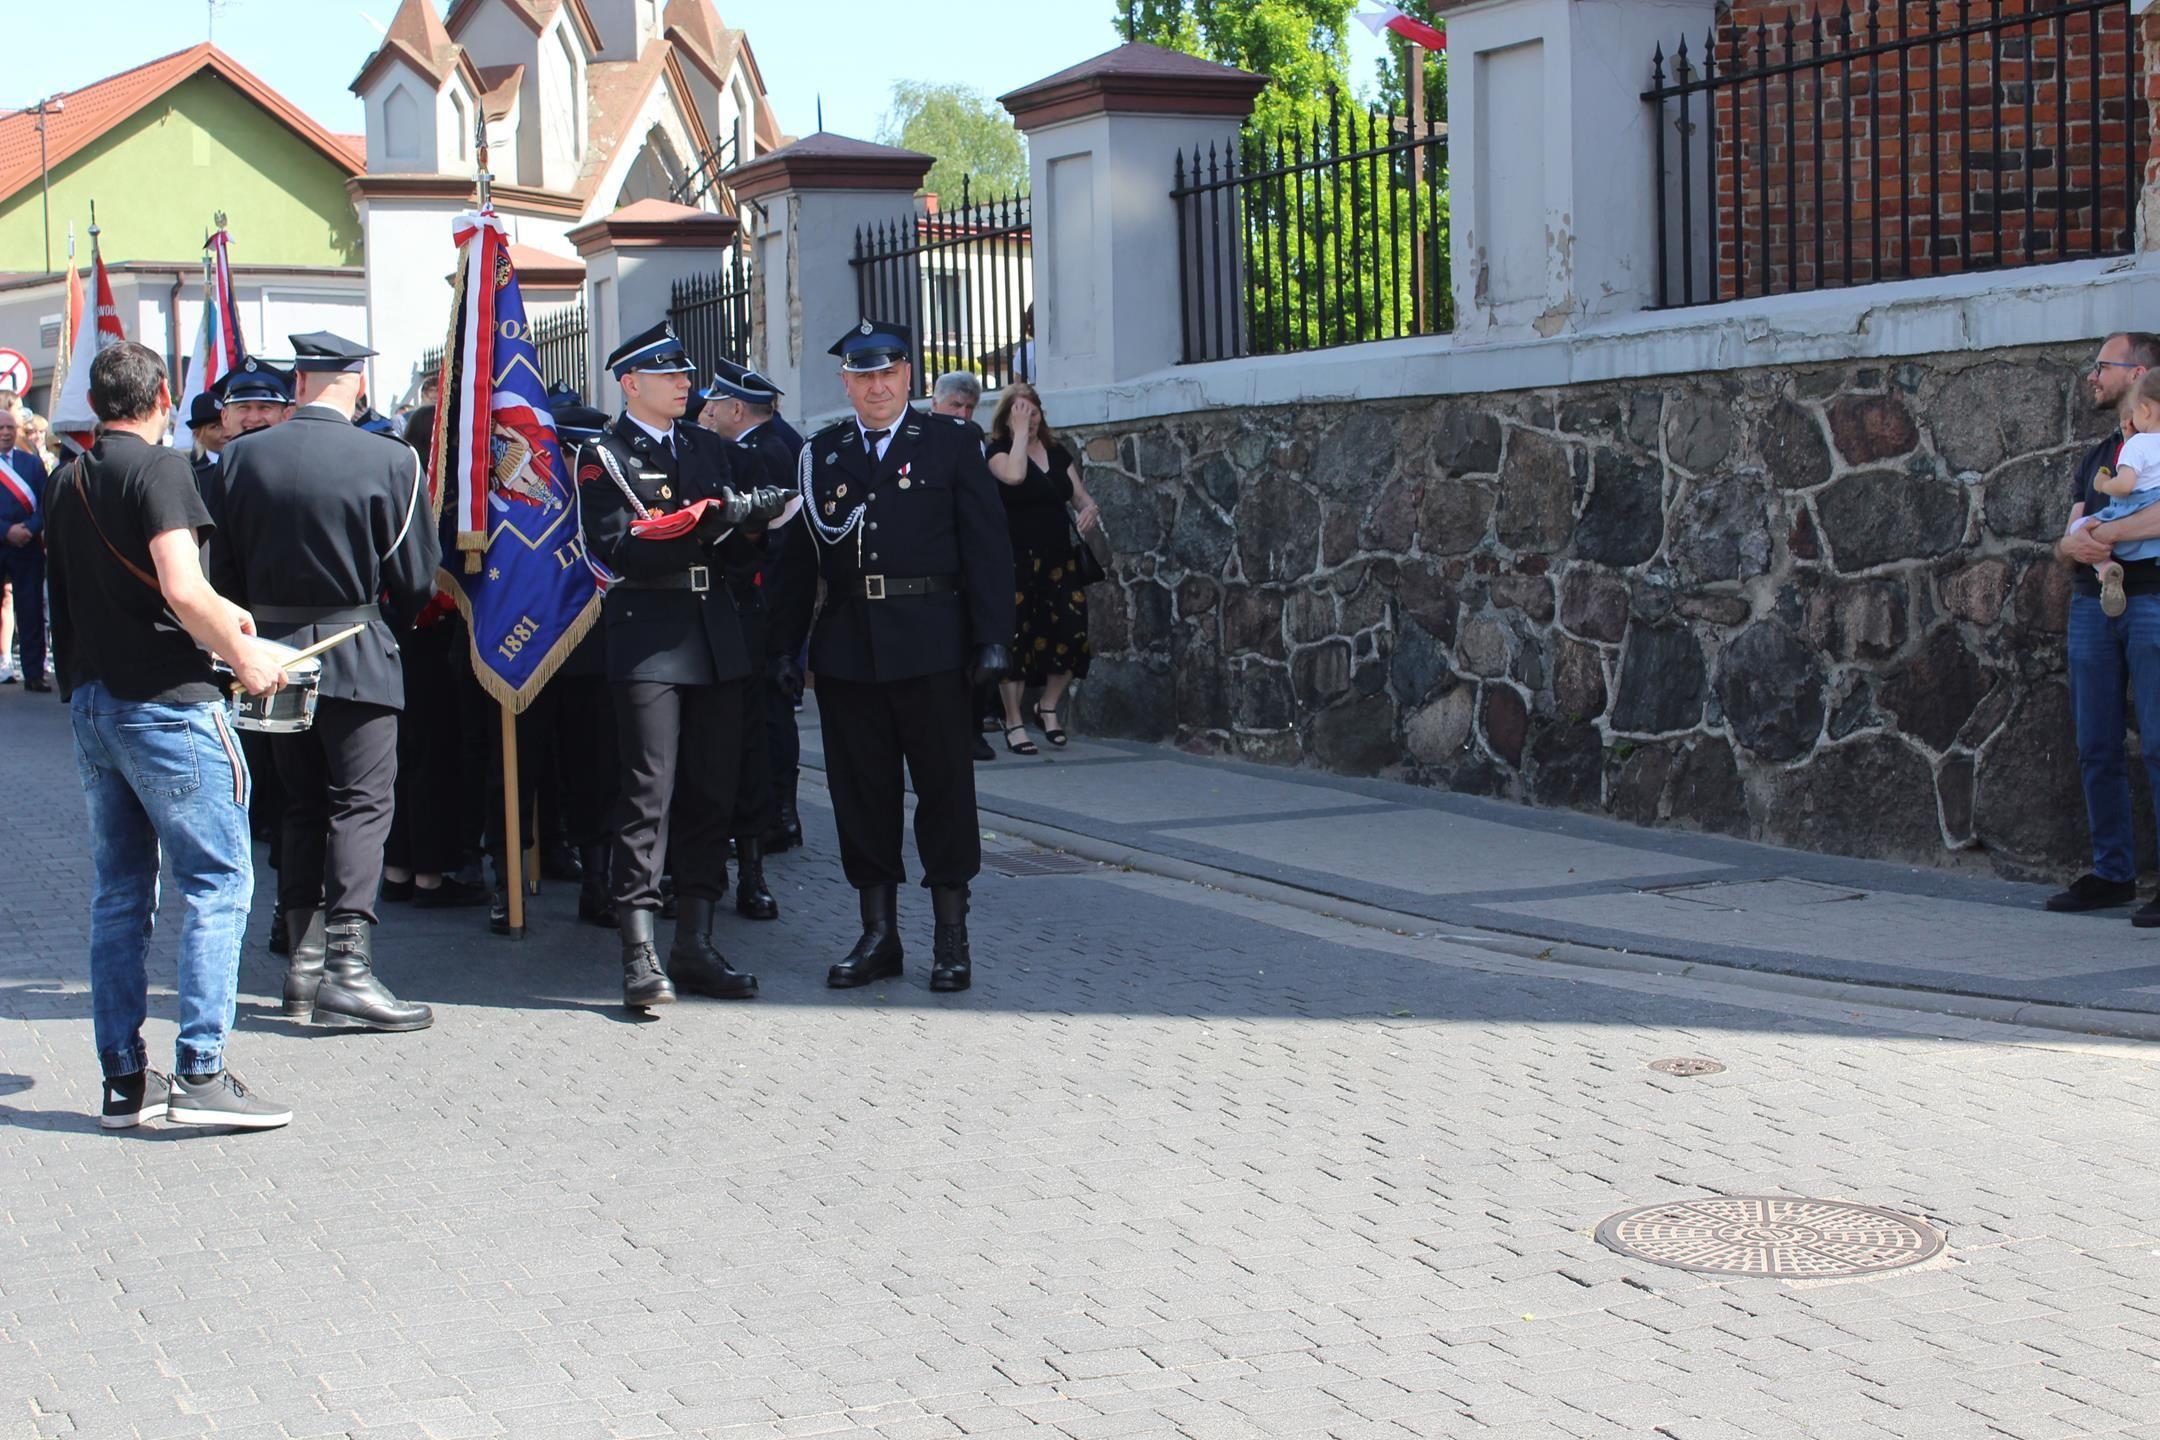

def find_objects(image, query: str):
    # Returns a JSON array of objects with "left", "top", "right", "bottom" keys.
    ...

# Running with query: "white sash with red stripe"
[{"left": 0, "top": 453, "right": 35, "bottom": 518}]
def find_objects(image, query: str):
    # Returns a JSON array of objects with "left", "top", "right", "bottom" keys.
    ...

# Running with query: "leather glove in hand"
[
  {"left": 693, "top": 505, "right": 736, "bottom": 542},
  {"left": 968, "top": 643, "right": 1010, "bottom": 687},
  {"left": 745, "top": 485, "right": 794, "bottom": 523},
  {"left": 769, "top": 653, "right": 805, "bottom": 700}
]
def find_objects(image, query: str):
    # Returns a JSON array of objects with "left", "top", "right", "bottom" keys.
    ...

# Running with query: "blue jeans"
[
  {"left": 2068, "top": 593, "right": 2160, "bottom": 883},
  {"left": 70, "top": 683, "right": 254, "bottom": 1079}
]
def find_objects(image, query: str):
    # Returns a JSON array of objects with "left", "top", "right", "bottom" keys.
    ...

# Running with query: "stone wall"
[{"left": 1063, "top": 340, "right": 2120, "bottom": 878}]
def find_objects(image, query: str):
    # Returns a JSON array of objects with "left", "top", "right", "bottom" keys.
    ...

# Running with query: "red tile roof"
[{"left": 0, "top": 43, "right": 362, "bottom": 210}]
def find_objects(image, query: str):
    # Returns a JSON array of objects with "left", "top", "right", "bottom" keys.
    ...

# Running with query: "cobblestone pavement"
[{"left": 7, "top": 684, "right": 2160, "bottom": 1439}]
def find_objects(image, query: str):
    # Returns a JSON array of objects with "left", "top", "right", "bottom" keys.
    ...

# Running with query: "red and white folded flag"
[
  {"left": 628, "top": 497, "right": 721, "bottom": 541},
  {"left": 1356, "top": 3, "right": 1446, "bottom": 50}
]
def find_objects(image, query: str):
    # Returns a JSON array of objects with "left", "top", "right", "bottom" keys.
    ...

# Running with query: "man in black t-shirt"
[
  {"left": 2052, "top": 331, "right": 2160, "bottom": 920},
  {"left": 44, "top": 342, "right": 292, "bottom": 1131}
]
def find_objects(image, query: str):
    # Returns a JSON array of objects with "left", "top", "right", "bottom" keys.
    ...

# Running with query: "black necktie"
[{"left": 864, "top": 429, "right": 888, "bottom": 457}]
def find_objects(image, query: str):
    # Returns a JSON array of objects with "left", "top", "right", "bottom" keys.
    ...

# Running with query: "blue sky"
[{"left": 6, "top": 1, "right": 1390, "bottom": 148}]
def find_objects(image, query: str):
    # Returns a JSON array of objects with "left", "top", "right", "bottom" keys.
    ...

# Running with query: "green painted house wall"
[{"left": 0, "top": 71, "right": 359, "bottom": 272}]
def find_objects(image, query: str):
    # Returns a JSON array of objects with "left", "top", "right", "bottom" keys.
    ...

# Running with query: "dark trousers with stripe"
[
  {"left": 610, "top": 679, "right": 744, "bottom": 910},
  {"left": 274, "top": 698, "right": 399, "bottom": 923},
  {"left": 816, "top": 669, "right": 980, "bottom": 890}
]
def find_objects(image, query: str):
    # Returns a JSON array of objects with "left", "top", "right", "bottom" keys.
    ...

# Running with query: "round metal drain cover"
[
  {"left": 1649, "top": 1057, "right": 1725, "bottom": 1077},
  {"left": 1596, "top": 1196, "right": 1943, "bottom": 1279}
]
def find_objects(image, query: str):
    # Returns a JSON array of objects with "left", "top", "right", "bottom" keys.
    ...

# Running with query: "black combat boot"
[
  {"left": 619, "top": 908, "right": 675, "bottom": 1010},
  {"left": 667, "top": 897, "right": 759, "bottom": 998},
  {"left": 828, "top": 885, "right": 903, "bottom": 988},
  {"left": 312, "top": 917, "right": 435, "bottom": 1031},
  {"left": 765, "top": 774, "right": 802, "bottom": 853},
  {"left": 281, "top": 908, "right": 327, "bottom": 1018},
  {"left": 929, "top": 886, "right": 973, "bottom": 993},
  {"left": 733, "top": 836, "right": 779, "bottom": 920},
  {"left": 267, "top": 909, "right": 292, "bottom": 957},
  {"left": 577, "top": 845, "right": 615, "bottom": 928}
]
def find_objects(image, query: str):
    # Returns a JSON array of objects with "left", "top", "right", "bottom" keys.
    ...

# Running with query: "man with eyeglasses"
[{"left": 2051, "top": 331, "right": 2160, "bottom": 919}]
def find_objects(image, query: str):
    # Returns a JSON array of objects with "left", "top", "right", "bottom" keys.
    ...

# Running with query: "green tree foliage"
[
  {"left": 1129, "top": 0, "right": 1452, "bottom": 351},
  {"left": 875, "top": 82, "right": 1030, "bottom": 201}
]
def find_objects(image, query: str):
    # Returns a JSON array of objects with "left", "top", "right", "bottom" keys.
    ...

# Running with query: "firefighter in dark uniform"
[
  {"left": 204, "top": 332, "right": 436, "bottom": 1032},
  {"left": 185, "top": 392, "right": 225, "bottom": 491},
  {"left": 576, "top": 322, "right": 792, "bottom": 1011},
  {"left": 771, "top": 320, "right": 1013, "bottom": 993},
  {"left": 201, "top": 359, "right": 298, "bottom": 941},
  {"left": 697, "top": 359, "right": 806, "bottom": 919},
  {"left": 552, "top": 397, "right": 623, "bottom": 930}
]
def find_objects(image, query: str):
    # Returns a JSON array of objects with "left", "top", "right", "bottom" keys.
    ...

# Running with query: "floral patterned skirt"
[{"left": 1010, "top": 544, "right": 1092, "bottom": 686}]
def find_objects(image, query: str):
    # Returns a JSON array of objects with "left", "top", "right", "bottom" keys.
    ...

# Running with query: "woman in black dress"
[{"left": 986, "top": 382, "right": 1099, "bottom": 753}]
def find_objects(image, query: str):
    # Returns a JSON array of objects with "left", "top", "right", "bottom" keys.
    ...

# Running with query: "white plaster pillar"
[
  {"left": 566, "top": 198, "right": 744, "bottom": 409},
  {"left": 1001, "top": 43, "right": 1266, "bottom": 393},
  {"left": 725, "top": 134, "right": 934, "bottom": 425},
  {"left": 1446, "top": 0, "right": 1718, "bottom": 342}
]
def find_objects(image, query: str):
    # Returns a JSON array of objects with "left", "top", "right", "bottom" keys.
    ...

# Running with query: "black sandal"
[
  {"left": 1003, "top": 724, "right": 1039, "bottom": 756},
  {"left": 1032, "top": 705, "right": 1068, "bottom": 747}
]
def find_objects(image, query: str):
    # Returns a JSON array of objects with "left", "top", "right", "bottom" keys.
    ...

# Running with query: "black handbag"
[{"left": 1069, "top": 519, "right": 1109, "bottom": 587}]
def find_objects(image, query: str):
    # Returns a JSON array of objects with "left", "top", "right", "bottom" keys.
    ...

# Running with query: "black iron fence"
[
  {"left": 1172, "top": 93, "right": 1450, "bottom": 364},
  {"left": 669, "top": 243, "right": 754, "bottom": 373},
  {"left": 1646, "top": 0, "right": 2139, "bottom": 309},
  {"left": 852, "top": 178, "right": 1033, "bottom": 398},
  {"left": 418, "top": 301, "right": 588, "bottom": 399}
]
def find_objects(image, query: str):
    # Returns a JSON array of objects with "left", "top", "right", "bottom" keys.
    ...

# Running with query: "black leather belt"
[
  {"left": 251, "top": 604, "right": 379, "bottom": 626},
  {"left": 618, "top": 565, "right": 711, "bottom": 593},
  {"left": 853, "top": 574, "right": 957, "bottom": 600}
]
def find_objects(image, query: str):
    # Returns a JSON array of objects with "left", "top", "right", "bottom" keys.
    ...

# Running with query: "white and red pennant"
[{"left": 1357, "top": 3, "right": 1446, "bottom": 51}]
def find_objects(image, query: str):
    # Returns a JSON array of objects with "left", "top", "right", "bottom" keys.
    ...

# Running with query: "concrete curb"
[{"left": 957, "top": 795, "right": 2160, "bottom": 1047}]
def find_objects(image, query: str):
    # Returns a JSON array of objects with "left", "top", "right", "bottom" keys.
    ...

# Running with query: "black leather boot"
[
  {"left": 734, "top": 837, "right": 779, "bottom": 920},
  {"left": 312, "top": 917, "right": 435, "bottom": 1031},
  {"left": 668, "top": 896, "right": 759, "bottom": 998},
  {"left": 281, "top": 908, "right": 326, "bottom": 1018},
  {"left": 619, "top": 908, "right": 675, "bottom": 1010},
  {"left": 268, "top": 909, "right": 292, "bottom": 957},
  {"left": 765, "top": 774, "right": 802, "bottom": 853},
  {"left": 828, "top": 885, "right": 903, "bottom": 988},
  {"left": 577, "top": 845, "right": 615, "bottom": 928},
  {"left": 929, "top": 886, "right": 973, "bottom": 993}
]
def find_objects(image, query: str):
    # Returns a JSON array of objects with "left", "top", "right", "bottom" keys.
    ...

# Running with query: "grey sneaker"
[
  {"left": 100, "top": 1070, "right": 172, "bottom": 1129},
  {"left": 168, "top": 1070, "right": 292, "bottom": 1130}
]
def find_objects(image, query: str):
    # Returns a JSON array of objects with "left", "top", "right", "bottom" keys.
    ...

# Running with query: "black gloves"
[
  {"left": 968, "top": 644, "right": 1010, "bottom": 686},
  {"left": 719, "top": 486, "right": 794, "bottom": 525},
  {"left": 769, "top": 653, "right": 804, "bottom": 700},
  {"left": 692, "top": 506, "right": 735, "bottom": 542}
]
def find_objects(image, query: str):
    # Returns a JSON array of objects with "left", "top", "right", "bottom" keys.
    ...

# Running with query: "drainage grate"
[
  {"left": 1596, "top": 1196, "right": 1944, "bottom": 1279},
  {"left": 1649, "top": 1058, "right": 1726, "bottom": 1077},
  {"left": 981, "top": 849, "right": 1099, "bottom": 878}
]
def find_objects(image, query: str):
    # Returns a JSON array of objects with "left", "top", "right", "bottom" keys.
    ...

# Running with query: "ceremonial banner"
[
  {"left": 173, "top": 221, "right": 249, "bottom": 444},
  {"left": 49, "top": 220, "right": 126, "bottom": 453},
  {"left": 428, "top": 210, "right": 600, "bottom": 711}
]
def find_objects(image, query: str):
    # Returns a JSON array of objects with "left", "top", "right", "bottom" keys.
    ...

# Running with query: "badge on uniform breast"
[
  {"left": 835, "top": 484, "right": 848, "bottom": 500},
  {"left": 824, "top": 452, "right": 838, "bottom": 465},
  {"left": 823, "top": 500, "right": 837, "bottom": 516},
  {"left": 659, "top": 485, "right": 673, "bottom": 500},
  {"left": 898, "top": 463, "right": 912, "bottom": 490}
]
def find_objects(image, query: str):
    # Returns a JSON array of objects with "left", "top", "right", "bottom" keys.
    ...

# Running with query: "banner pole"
[{"left": 500, "top": 702, "right": 526, "bottom": 938}]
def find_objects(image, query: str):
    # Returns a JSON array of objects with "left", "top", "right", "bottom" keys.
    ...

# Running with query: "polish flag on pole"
[
  {"left": 49, "top": 208, "right": 127, "bottom": 454},
  {"left": 1356, "top": 3, "right": 1446, "bottom": 50},
  {"left": 172, "top": 219, "right": 248, "bottom": 446}
]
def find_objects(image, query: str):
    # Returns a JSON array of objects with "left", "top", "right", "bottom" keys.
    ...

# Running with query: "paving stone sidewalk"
[
  {"left": 894, "top": 720, "right": 2160, "bottom": 1020},
  {"left": 7, "top": 682, "right": 2160, "bottom": 1439}
]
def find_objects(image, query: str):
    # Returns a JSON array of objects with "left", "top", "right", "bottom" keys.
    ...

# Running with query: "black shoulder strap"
[{"left": 68, "top": 457, "right": 162, "bottom": 594}]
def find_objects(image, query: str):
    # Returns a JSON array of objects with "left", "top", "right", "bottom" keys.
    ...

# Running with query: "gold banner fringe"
[{"left": 434, "top": 566, "right": 605, "bottom": 717}]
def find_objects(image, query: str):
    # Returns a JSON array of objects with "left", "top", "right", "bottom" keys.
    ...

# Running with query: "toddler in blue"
[{"left": 2080, "top": 381, "right": 2160, "bottom": 615}]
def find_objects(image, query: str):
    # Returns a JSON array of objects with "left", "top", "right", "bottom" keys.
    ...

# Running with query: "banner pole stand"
[{"left": 500, "top": 701, "right": 526, "bottom": 939}]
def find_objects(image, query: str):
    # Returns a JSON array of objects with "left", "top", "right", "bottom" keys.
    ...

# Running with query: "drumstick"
[{"left": 228, "top": 623, "right": 370, "bottom": 693}]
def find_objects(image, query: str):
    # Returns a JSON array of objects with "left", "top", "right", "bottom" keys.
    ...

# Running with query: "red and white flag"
[
  {"left": 1357, "top": 3, "right": 1446, "bottom": 51},
  {"left": 49, "top": 222, "right": 127, "bottom": 454},
  {"left": 172, "top": 223, "right": 249, "bottom": 446}
]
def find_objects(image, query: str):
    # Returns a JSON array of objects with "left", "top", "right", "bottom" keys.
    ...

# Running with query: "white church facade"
[{"left": 348, "top": 0, "right": 782, "bottom": 403}]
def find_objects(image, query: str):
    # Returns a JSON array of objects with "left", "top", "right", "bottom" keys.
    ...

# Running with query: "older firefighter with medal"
[
  {"left": 772, "top": 320, "right": 1013, "bottom": 993},
  {"left": 576, "top": 321, "right": 792, "bottom": 1012}
]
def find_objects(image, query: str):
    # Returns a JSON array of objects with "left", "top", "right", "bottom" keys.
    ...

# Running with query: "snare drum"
[{"left": 214, "top": 643, "right": 323, "bottom": 734}]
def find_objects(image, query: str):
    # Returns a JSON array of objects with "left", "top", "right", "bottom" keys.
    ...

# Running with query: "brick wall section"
[{"left": 1683, "top": 1, "right": 2139, "bottom": 299}]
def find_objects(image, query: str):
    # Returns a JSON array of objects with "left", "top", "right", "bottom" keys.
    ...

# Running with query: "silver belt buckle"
[
  {"left": 863, "top": 574, "right": 886, "bottom": 600},
  {"left": 687, "top": 565, "right": 710, "bottom": 593}
]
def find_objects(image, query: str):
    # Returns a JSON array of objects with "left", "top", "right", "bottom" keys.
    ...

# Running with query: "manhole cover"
[
  {"left": 981, "top": 849, "right": 1098, "bottom": 877},
  {"left": 1596, "top": 1196, "right": 1943, "bottom": 1279},
  {"left": 1648, "top": 1057, "right": 1726, "bottom": 1077}
]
